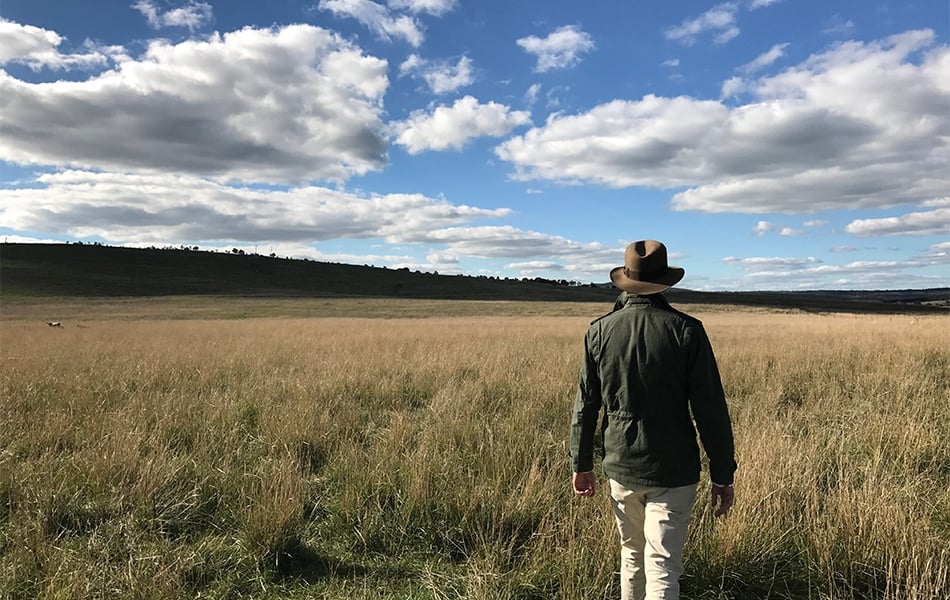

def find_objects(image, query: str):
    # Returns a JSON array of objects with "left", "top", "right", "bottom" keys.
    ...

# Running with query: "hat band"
[{"left": 624, "top": 266, "right": 667, "bottom": 281}]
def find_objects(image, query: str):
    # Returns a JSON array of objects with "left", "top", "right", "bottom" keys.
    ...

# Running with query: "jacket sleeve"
[
  {"left": 570, "top": 329, "right": 602, "bottom": 473},
  {"left": 686, "top": 324, "right": 738, "bottom": 485}
]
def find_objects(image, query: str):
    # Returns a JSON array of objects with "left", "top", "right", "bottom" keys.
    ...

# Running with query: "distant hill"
[{"left": 1, "top": 243, "right": 947, "bottom": 314}]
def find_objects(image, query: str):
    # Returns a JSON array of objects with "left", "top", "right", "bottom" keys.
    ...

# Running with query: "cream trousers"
[{"left": 608, "top": 479, "right": 698, "bottom": 600}]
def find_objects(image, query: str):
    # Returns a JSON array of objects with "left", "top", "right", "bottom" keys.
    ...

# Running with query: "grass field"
[{"left": 1, "top": 298, "right": 947, "bottom": 599}]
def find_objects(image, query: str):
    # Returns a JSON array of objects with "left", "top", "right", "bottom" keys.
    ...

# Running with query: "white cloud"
[
  {"left": 0, "top": 234, "right": 67, "bottom": 244},
  {"left": 822, "top": 16, "right": 856, "bottom": 37},
  {"left": 920, "top": 242, "right": 950, "bottom": 265},
  {"left": 544, "top": 85, "right": 570, "bottom": 109},
  {"left": 425, "top": 251, "right": 459, "bottom": 265},
  {"left": 497, "top": 31, "right": 949, "bottom": 214},
  {"left": 720, "top": 76, "right": 748, "bottom": 99},
  {"left": 844, "top": 208, "right": 950, "bottom": 237},
  {"left": 665, "top": 4, "right": 741, "bottom": 46},
  {"left": 499, "top": 96, "right": 727, "bottom": 187},
  {"left": 399, "top": 54, "right": 474, "bottom": 94},
  {"left": 739, "top": 42, "right": 790, "bottom": 74},
  {"left": 748, "top": 0, "right": 783, "bottom": 8},
  {"left": 524, "top": 83, "right": 542, "bottom": 107},
  {"left": 0, "top": 24, "right": 390, "bottom": 183},
  {"left": 804, "top": 220, "right": 827, "bottom": 227},
  {"left": 0, "top": 169, "right": 624, "bottom": 282},
  {"left": 393, "top": 96, "right": 531, "bottom": 154},
  {"left": 505, "top": 260, "right": 564, "bottom": 274},
  {"left": 720, "top": 254, "right": 945, "bottom": 290},
  {"left": 753, "top": 221, "right": 804, "bottom": 236},
  {"left": 400, "top": 225, "right": 622, "bottom": 281},
  {"left": 318, "top": 0, "right": 424, "bottom": 46},
  {"left": 723, "top": 256, "right": 822, "bottom": 271},
  {"left": 0, "top": 170, "right": 510, "bottom": 245},
  {"left": 387, "top": 0, "right": 457, "bottom": 16},
  {"left": 517, "top": 25, "right": 595, "bottom": 73},
  {"left": 753, "top": 221, "right": 776, "bottom": 236},
  {"left": 831, "top": 246, "right": 856, "bottom": 253},
  {"left": 0, "top": 19, "right": 110, "bottom": 70},
  {"left": 662, "top": 59, "right": 680, "bottom": 68},
  {"left": 132, "top": 1, "right": 213, "bottom": 31}
]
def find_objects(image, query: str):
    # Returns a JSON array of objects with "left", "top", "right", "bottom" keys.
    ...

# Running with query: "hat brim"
[{"left": 610, "top": 266, "right": 685, "bottom": 295}]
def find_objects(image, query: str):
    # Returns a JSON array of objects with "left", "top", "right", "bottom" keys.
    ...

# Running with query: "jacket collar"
[{"left": 619, "top": 292, "right": 671, "bottom": 309}]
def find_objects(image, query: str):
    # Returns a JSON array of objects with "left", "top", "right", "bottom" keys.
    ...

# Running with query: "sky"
[{"left": 0, "top": 0, "right": 947, "bottom": 291}]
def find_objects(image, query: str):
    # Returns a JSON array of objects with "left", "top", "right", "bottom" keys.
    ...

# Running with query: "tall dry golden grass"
[{"left": 0, "top": 302, "right": 947, "bottom": 599}]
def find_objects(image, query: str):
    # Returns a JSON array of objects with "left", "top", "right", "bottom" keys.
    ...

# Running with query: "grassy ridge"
[
  {"left": 1, "top": 304, "right": 948, "bottom": 598},
  {"left": 2, "top": 243, "right": 947, "bottom": 313},
  {"left": 0, "top": 243, "right": 617, "bottom": 302}
]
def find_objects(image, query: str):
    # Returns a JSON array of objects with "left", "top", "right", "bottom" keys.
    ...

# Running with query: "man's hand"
[
  {"left": 711, "top": 484, "right": 734, "bottom": 517},
  {"left": 572, "top": 471, "right": 596, "bottom": 497}
]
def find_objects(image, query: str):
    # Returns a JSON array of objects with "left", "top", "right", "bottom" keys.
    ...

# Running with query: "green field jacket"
[{"left": 570, "top": 293, "right": 737, "bottom": 488}]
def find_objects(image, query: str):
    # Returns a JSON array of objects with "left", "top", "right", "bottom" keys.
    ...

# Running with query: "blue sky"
[{"left": 0, "top": 0, "right": 947, "bottom": 290}]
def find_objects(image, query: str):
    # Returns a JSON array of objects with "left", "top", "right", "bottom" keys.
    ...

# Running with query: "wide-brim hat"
[{"left": 609, "top": 240, "right": 685, "bottom": 295}]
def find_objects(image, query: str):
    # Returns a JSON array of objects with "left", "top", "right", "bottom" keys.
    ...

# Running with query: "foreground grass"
[{"left": 0, "top": 301, "right": 947, "bottom": 599}]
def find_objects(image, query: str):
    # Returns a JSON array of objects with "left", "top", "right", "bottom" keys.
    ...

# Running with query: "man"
[{"left": 570, "top": 240, "right": 737, "bottom": 600}]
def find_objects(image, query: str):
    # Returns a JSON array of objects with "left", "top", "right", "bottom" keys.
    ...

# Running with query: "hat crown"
[{"left": 624, "top": 240, "right": 669, "bottom": 277}]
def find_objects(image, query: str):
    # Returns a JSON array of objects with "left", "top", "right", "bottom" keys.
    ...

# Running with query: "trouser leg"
[
  {"left": 609, "top": 479, "right": 647, "bottom": 600},
  {"left": 642, "top": 484, "right": 697, "bottom": 600}
]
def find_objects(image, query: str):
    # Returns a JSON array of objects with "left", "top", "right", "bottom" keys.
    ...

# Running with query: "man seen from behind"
[{"left": 570, "top": 239, "right": 738, "bottom": 600}]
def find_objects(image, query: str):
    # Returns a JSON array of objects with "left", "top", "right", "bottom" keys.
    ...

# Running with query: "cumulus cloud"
[
  {"left": 665, "top": 4, "right": 741, "bottom": 45},
  {"left": 132, "top": 1, "right": 213, "bottom": 31},
  {"left": 844, "top": 207, "right": 950, "bottom": 236},
  {"left": 497, "top": 30, "right": 949, "bottom": 214},
  {"left": 0, "top": 24, "right": 390, "bottom": 183},
  {"left": 393, "top": 96, "right": 531, "bottom": 153},
  {"left": 0, "top": 19, "right": 111, "bottom": 70},
  {"left": 0, "top": 170, "right": 509, "bottom": 244},
  {"left": 387, "top": 0, "right": 457, "bottom": 16},
  {"left": 517, "top": 25, "right": 595, "bottom": 72},
  {"left": 318, "top": 0, "right": 424, "bottom": 46},
  {"left": 399, "top": 54, "right": 474, "bottom": 94}
]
